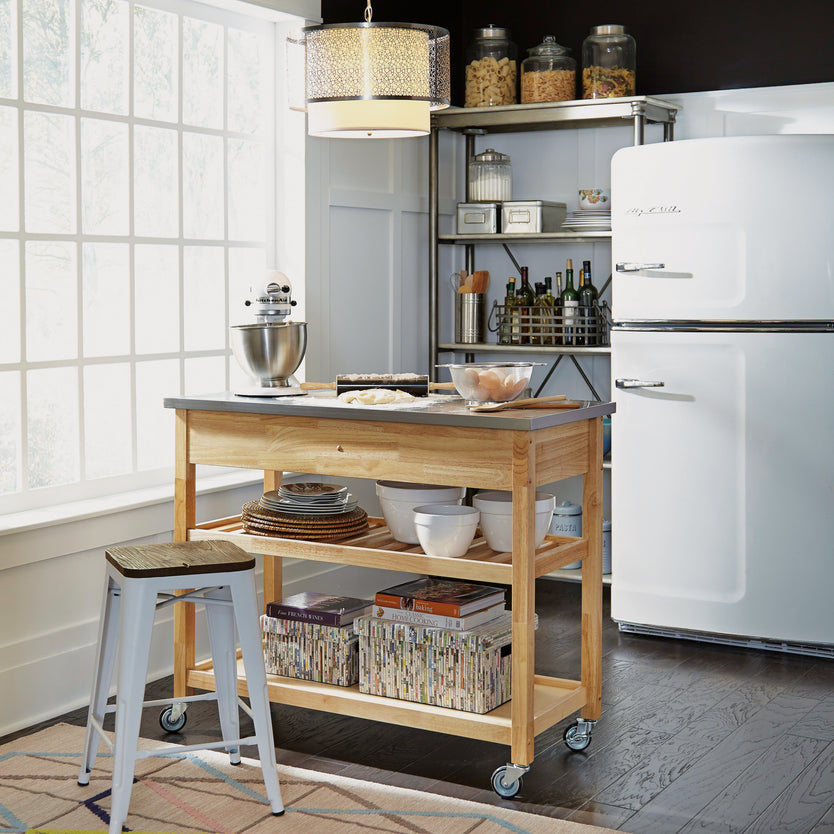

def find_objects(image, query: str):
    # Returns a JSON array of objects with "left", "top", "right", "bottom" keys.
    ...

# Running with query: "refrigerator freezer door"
[
  {"left": 611, "top": 329, "right": 834, "bottom": 645},
  {"left": 611, "top": 135, "right": 834, "bottom": 322}
]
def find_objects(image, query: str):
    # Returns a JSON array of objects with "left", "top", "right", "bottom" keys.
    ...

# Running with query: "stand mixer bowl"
[{"left": 230, "top": 321, "right": 307, "bottom": 387}]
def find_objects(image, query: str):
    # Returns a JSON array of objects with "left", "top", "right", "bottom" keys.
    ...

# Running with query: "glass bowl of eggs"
[{"left": 437, "top": 362, "right": 542, "bottom": 405}]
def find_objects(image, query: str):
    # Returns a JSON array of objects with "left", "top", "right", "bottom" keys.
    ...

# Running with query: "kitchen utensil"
[
  {"left": 469, "top": 395, "right": 580, "bottom": 412},
  {"left": 300, "top": 374, "right": 457, "bottom": 396},
  {"left": 412, "top": 503, "right": 480, "bottom": 558},
  {"left": 438, "top": 362, "right": 542, "bottom": 405},
  {"left": 472, "top": 490, "right": 556, "bottom": 551}
]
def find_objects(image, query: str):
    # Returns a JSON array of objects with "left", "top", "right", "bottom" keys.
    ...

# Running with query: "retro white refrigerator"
[{"left": 610, "top": 134, "right": 834, "bottom": 654}]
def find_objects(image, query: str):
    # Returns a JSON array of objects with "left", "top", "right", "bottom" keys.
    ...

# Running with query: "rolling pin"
[{"left": 300, "top": 374, "right": 457, "bottom": 397}]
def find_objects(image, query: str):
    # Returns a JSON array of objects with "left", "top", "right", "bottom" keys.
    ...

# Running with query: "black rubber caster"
[{"left": 159, "top": 705, "right": 187, "bottom": 733}]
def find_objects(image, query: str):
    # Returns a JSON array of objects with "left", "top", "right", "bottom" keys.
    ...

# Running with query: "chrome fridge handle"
[
  {"left": 616, "top": 262, "right": 666, "bottom": 272},
  {"left": 616, "top": 378, "right": 665, "bottom": 389}
]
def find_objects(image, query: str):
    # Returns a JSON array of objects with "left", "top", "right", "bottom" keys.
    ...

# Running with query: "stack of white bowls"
[
  {"left": 376, "top": 481, "right": 465, "bottom": 544},
  {"left": 472, "top": 490, "right": 556, "bottom": 552}
]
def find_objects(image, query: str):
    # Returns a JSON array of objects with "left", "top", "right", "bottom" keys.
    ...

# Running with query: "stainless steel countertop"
[{"left": 163, "top": 391, "right": 615, "bottom": 431}]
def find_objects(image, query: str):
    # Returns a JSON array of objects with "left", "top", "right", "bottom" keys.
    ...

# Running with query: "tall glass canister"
[
  {"left": 465, "top": 25, "right": 518, "bottom": 107},
  {"left": 581, "top": 24, "right": 636, "bottom": 99}
]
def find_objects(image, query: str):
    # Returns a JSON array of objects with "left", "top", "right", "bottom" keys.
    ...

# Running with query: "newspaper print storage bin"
[
  {"left": 261, "top": 614, "right": 359, "bottom": 686},
  {"left": 355, "top": 613, "right": 515, "bottom": 713}
]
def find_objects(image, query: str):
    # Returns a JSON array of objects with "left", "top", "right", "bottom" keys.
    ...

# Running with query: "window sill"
[
  {"left": 0, "top": 470, "right": 265, "bottom": 572},
  {"left": 0, "top": 470, "right": 263, "bottom": 538}
]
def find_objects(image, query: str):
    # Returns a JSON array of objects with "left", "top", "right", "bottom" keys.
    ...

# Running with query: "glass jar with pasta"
[
  {"left": 465, "top": 25, "right": 518, "bottom": 107},
  {"left": 581, "top": 24, "right": 636, "bottom": 99},
  {"left": 520, "top": 35, "right": 576, "bottom": 103}
]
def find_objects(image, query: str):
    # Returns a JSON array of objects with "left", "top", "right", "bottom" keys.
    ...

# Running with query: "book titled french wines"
[
  {"left": 374, "top": 577, "right": 506, "bottom": 617},
  {"left": 265, "top": 591, "right": 373, "bottom": 627}
]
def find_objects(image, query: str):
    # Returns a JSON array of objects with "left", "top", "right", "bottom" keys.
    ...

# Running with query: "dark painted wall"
[{"left": 320, "top": 1, "right": 834, "bottom": 106}]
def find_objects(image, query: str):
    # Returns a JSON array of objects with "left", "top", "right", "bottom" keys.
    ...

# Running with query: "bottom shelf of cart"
[{"left": 186, "top": 662, "right": 587, "bottom": 746}]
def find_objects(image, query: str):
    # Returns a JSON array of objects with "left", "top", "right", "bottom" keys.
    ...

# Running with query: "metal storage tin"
[
  {"left": 457, "top": 202, "right": 499, "bottom": 234},
  {"left": 501, "top": 200, "right": 567, "bottom": 233}
]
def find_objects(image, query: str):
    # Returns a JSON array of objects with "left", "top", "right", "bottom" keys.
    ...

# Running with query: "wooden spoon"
[{"left": 469, "top": 394, "right": 579, "bottom": 413}]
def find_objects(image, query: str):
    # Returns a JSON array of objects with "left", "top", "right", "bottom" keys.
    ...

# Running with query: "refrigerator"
[{"left": 609, "top": 134, "right": 834, "bottom": 655}]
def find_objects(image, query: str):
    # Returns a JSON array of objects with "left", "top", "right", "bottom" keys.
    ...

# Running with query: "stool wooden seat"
[{"left": 78, "top": 540, "right": 283, "bottom": 832}]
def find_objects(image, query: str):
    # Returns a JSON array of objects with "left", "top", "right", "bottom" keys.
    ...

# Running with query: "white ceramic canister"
[
  {"left": 602, "top": 519, "right": 611, "bottom": 574},
  {"left": 551, "top": 499, "right": 582, "bottom": 569}
]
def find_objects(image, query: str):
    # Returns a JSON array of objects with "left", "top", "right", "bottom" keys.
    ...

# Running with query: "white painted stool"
[{"left": 78, "top": 540, "right": 284, "bottom": 832}]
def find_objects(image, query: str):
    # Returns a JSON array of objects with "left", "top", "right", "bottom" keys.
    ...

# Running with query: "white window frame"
[{"left": 0, "top": 0, "right": 310, "bottom": 532}]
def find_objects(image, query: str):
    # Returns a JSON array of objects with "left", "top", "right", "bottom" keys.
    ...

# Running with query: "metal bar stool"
[{"left": 78, "top": 539, "right": 284, "bottom": 831}]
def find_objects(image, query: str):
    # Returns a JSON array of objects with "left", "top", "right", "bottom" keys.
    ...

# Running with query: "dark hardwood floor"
[{"left": 6, "top": 579, "right": 833, "bottom": 832}]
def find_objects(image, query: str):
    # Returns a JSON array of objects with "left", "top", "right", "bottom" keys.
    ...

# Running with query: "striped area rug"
[{"left": 0, "top": 723, "right": 616, "bottom": 833}]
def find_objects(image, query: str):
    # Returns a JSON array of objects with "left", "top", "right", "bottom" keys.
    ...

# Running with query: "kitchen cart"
[{"left": 164, "top": 392, "right": 614, "bottom": 796}]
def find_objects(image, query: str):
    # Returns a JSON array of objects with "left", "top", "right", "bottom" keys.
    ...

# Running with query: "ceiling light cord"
[{"left": 364, "top": 1, "right": 372, "bottom": 23}]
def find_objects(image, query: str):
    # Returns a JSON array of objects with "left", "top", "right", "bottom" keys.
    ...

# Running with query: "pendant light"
[{"left": 301, "top": 0, "right": 450, "bottom": 139}]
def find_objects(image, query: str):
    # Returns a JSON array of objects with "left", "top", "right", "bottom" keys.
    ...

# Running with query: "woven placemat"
[
  {"left": 243, "top": 501, "right": 367, "bottom": 526},
  {"left": 241, "top": 501, "right": 369, "bottom": 541}
]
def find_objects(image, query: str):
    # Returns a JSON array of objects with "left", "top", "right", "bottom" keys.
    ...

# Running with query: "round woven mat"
[{"left": 241, "top": 501, "right": 369, "bottom": 541}]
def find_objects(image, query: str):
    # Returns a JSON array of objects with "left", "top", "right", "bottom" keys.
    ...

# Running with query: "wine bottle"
[
  {"left": 499, "top": 279, "right": 515, "bottom": 344},
  {"left": 538, "top": 276, "right": 558, "bottom": 345},
  {"left": 575, "top": 268, "right": 586, "bottom": 346},
  {"left": 516, "top": 266, "right": 536, "bottom": 344},
  {"left": 554, "top": 272, "right": 563, "bottom": 345},
  {"left": 560, "top": 259, "right": 578, "bottom": 346},
  {"left": 531, "top": 281, "right": 546, "bottom": 344},
  {"left": 506, "top": 278, "right": 521, "bottom": 344},
  {"left": 578, "top": 259, "right": 600, "bottom": 346}
]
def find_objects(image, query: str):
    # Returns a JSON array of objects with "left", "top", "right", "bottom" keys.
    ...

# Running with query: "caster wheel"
[
  {"left": 491, "top": 766, "right": 521, "bottom": 798},
  {"left": 159, "top": 706, "right": 187, "bottom": 733},
  {"left": 563, "top": 722, "right": 591, "bottom": 751}
]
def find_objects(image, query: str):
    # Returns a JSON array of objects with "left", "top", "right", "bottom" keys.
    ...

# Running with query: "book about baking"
[{"left": 374, "top": 577, "right": 506, "bottom": 617}]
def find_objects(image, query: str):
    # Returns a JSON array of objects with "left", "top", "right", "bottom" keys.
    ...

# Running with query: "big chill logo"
[{"left": 625, "top": 205, "right": 682, "bottom": 217}]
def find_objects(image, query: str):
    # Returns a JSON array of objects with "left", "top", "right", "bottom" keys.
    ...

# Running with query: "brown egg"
[{"left": 478, "top": 369, "right": 507, "bottom": 401}]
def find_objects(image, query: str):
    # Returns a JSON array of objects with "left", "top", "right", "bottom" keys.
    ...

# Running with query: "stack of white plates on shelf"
[
  {"left": 259, "top": 482, "right": 358, "bottom": 516},
  {"left": 561, "top": 209, "right": 612, "bottom": 232}
]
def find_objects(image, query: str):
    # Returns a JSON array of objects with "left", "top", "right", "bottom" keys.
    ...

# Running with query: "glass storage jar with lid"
[
  {"left": 468, "top": 148, "right": 512, "bottom": 202},
  {"left": 581, "top": 24, "right": 636, "bottom": 99},
  {"left": 465, "top": 25, "right": 518, "bottom": 107},
  {"left": 520, "top": 35, "right": 576, "bottom": 103}
]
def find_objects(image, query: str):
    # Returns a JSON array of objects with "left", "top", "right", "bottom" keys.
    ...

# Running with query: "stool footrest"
[
  {"left": 135, "top": 735, "right": 259, "bottom": 760},
  {"left": 142, "top": 691, "right": 220, "bottom": 709}
]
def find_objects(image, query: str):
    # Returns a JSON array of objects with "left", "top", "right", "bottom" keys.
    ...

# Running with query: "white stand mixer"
[{"left": 230, "top": 271, "right": 308, "bottom": 397}]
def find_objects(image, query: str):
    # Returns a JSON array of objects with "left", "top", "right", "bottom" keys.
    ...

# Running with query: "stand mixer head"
[{"left": 230, "top": 271, "right": 308, "bottom": 392}]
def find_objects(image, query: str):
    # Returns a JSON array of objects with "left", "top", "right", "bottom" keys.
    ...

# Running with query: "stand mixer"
[{"left": 230, "top": 271, "right": 308, "bottom": 396}]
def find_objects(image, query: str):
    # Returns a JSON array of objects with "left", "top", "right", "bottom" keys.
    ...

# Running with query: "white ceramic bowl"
[
  {"left": 578, "top": 187, "right": 611, "bottom": 211},
  {"left": 472, "top": 490, "right": 556, "bottom": 552},
  {"left": 376, "top": 481, "right": 466, "bottom": 543},
  {"left": 412, "top": 504, "right": 480, "bottom": 558}
]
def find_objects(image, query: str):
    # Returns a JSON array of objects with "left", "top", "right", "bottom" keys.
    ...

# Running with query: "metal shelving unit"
[{"left": 427, "top": 96, "right": 680, "bottom": 386}]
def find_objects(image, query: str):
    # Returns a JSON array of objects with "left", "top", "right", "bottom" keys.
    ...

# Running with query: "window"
[{"left": 0, "top": 0, "right": 289, "bottom": 515}]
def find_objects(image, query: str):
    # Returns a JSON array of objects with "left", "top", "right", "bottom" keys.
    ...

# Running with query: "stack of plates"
[
  {"left": 562, "top": 209, "right": 611, "bottom": 232},
  {"left": 260, "top": 483, "right": 358, "bottom": 516},
  {"left": 242, "top": 499, "right": 369, "bottom": 542}
]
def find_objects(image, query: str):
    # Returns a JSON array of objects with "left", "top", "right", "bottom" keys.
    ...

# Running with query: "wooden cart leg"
[
  {"left": 262, "top": 471, "right": 284, "bottom": 613},
  {"left": 581, "top": 416, "right": 603, "bottom": 721},
  {"left": 174, "top": 409, "right": 196, "bottom": 700},
  {"left": 510, "top": 433, "right": 537, "bottom": 768}
]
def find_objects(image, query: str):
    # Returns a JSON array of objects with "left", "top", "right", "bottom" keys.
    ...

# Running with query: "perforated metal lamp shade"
[{"left": 303, "top": 22, "right": 450, "bottom": 138}]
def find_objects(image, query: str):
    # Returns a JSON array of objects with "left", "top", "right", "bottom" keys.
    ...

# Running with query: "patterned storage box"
[
  {"left": 355, "top": 612, "right": 519, "bottom": 714},
  {"left": 260, "top": 614, "right": 359, "bottom": 686}
]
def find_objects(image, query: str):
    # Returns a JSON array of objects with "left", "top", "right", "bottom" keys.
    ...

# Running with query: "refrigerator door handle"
[
  {"left": 616, "top": 377, "right": 665, "bottom": 389},
  {"left": 616, "top": 262, "right": 666, "bottom": 272}
]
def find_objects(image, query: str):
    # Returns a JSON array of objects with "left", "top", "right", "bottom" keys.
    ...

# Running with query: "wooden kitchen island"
[{"left": 163, "top": 391, "right": 614, "bottom": 795}]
